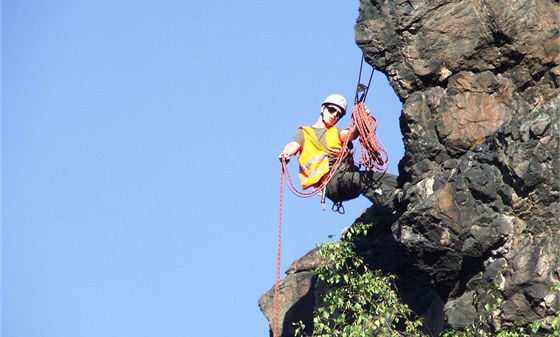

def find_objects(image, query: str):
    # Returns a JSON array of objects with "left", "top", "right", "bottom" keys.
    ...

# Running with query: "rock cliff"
[{"left": 260, "top": 0, "right": 559, "bottom": 335}]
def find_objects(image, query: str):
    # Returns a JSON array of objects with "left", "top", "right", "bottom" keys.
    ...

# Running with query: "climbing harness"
[
  {"left": 272, "top": 57, "right": 390, "bottom": 336},
  {"left": 332, "top": 201, "right": 345, "bottom": 214}
]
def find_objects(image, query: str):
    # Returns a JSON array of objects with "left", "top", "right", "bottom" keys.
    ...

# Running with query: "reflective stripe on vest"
[{"left": 298, "top": 126, "right": 342, "bottom": 189}]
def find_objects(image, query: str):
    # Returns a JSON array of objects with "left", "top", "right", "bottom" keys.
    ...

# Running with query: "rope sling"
[{"left": 272, "top": 58, "right": 389, "bottom": 337}]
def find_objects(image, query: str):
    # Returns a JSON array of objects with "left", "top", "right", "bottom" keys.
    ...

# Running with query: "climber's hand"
[{"left": 278, "top": 153, "right": 290, "bottom": 163}]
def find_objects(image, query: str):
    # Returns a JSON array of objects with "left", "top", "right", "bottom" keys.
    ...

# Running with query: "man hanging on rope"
[{"left": 278, "top": 93, "right": 401, "bottom": 212}]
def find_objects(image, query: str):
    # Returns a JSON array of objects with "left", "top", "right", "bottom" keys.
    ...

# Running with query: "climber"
[{"left": 278, "top": 93, "right": 400, "bottom": 210}]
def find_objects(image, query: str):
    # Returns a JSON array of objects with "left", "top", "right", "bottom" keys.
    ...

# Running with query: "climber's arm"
[
  {"left": 279, "top": 141, "right": 301, "bottom": 161},
  {"left": 340, "top": 124, "right": 359, "bottom": 143}
]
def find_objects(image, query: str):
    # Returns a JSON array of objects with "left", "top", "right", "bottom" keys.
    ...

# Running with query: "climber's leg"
[
  {"left": 324, "top": 163, "right": 362, "bottom": 203},
  {"left": 360, "top": 172, "right": 399, "bottom": 208}
]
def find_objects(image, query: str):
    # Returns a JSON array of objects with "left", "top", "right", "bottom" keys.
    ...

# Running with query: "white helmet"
[{"left": 322, "top": 94, "right": 347, "bottom": 116}]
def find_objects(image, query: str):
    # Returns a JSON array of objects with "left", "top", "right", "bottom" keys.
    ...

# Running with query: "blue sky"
[{"left": 2, "top": 1, "right": 403, "bottom": 336}]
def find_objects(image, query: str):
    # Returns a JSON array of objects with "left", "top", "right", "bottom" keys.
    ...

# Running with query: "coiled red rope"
[{"left": 352, "top": 102, "right": 389, "bottom": 172}]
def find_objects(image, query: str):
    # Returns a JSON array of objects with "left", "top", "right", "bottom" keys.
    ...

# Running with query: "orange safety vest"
[{"left": 298, "top": 126, "right": 342, "bottom": 189}]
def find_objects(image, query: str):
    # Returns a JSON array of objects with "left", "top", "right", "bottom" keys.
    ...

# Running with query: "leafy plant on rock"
[
  {"left": 294, "top": 222, "right": 427, "bottom": 337},
  {"left": 292, "top": 221, "right": 560, "bottom": 337}
]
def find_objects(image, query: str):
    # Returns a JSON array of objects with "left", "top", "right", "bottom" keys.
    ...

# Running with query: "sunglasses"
[{"left": 325, "top": 105, "right": 343, "bottom": 117}]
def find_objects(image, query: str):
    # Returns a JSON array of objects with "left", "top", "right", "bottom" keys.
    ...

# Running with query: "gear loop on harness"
[{"left": 332, "top": 201, "right": 345, "bottom": 214}]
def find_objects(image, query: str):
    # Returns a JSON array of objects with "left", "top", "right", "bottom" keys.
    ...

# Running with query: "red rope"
[
  {"left": 282, "top": 159, "right": 323, "bottom": 198},
  {"left": 352, "top": 102, "right": 389, "bottom": 172},
  {"left": 273, "top": 163, "right": 285, "bottom": 337}
]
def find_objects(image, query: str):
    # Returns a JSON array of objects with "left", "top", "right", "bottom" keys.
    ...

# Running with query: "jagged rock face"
[
  {"left": 260, "top": 0, "right": 559, "bottom": 335},
  {"left": 356, "top": 0, "right": 559, "bottom": 332}
]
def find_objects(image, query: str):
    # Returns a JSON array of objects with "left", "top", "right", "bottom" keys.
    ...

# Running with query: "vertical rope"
[{"left": 273, "top": 162, "right": 285, "bottom": 337}]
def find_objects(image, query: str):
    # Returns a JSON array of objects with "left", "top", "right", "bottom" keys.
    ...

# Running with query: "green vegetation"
[
  {"left": 294, "top": 222, "right": 427, "bottom": 337},
  {"left": 294, "top": 222, "right": 560, "bottom": 337}
]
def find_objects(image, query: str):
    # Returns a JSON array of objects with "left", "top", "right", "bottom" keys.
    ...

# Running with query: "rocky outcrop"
[{"left": 260, "top": 0, "right": 559, "bottom": 335}]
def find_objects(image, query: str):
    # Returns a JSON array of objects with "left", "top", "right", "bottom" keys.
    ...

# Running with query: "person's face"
[{"left": 322, "top": 105, "right": 343, "bottom": 127}]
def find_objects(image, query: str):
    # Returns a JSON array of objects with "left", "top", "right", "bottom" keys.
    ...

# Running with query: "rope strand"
[{"left": 273, "top": 163, "right": 285, "bottom": 337}]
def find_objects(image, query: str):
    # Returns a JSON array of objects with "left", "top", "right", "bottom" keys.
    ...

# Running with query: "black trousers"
[{"left": 324, "top": 162, "right": 398, "bottom": 208}]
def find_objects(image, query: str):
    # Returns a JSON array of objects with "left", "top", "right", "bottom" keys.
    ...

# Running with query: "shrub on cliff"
[{"left": 294, "top": 222, "right": 427, "bottom": 337}]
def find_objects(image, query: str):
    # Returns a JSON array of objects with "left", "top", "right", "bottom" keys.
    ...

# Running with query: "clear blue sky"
[{"left": 2, "top": 1, "right": 403, "bottom": 336}]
